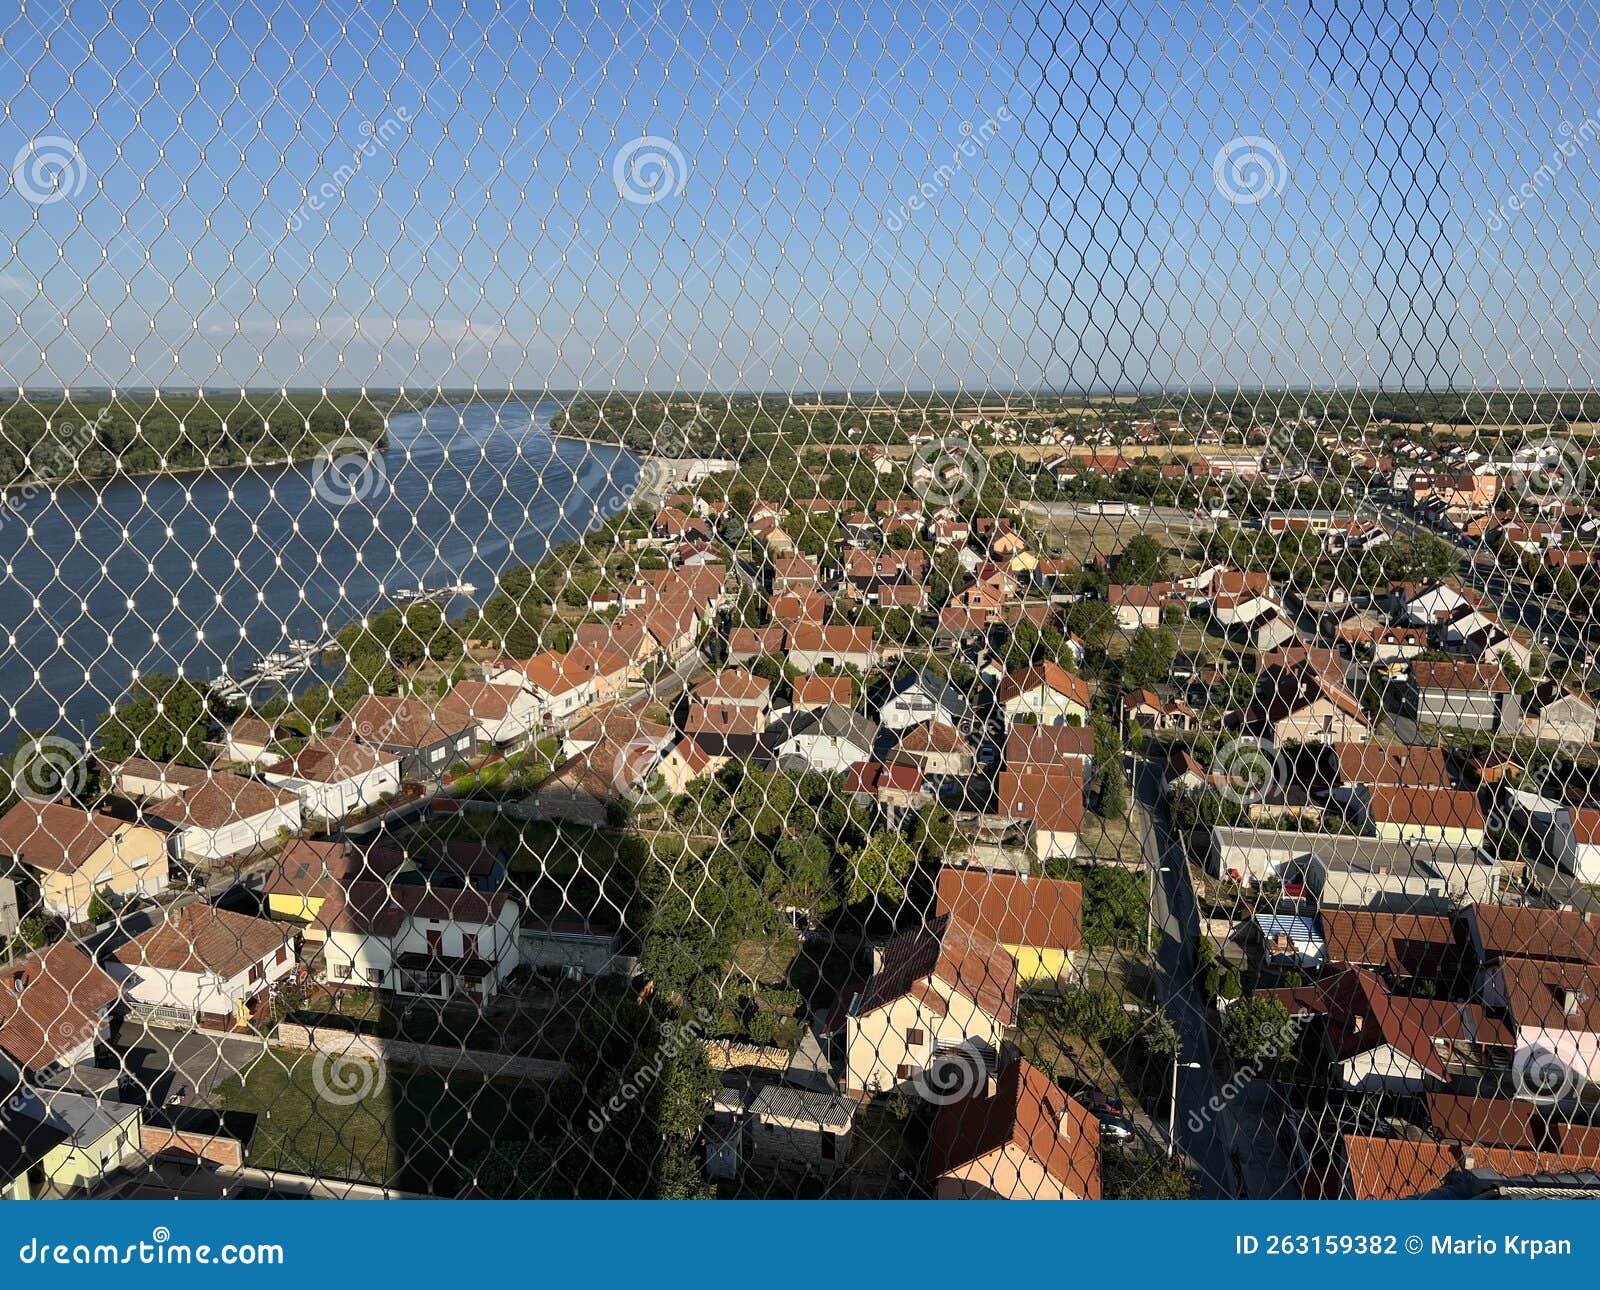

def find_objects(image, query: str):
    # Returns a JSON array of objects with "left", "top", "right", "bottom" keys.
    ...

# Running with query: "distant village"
[{"left": 6, "top": 402, "right": 1600, "bottom": 1200}]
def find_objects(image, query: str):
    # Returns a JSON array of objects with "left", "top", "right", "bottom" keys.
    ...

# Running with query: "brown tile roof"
[
  {"left": 1318, "top": 908, "right": 1457, "bottom": 978},
  {"left": 566, "top": 705, "right": 671, "bottom": 748},
  {"left": 263, "top": 736, "right": 394, "bottom": 782},
  {"left": 684, "top": 702, "right": 767, "bottom": 738},
  {"left": 849, "top": 915, "right": 1018, "bottom": 1026},
  {"left": 996, "top": 660, "right": 1091, "bottom": 709},
  {"left": 1368, "top": 785, "right": 1485, "bottom": 832},
  {"left": 789, "top": 623, "right": 875, "bottom": 655},
  {"left": 1341, "top": 1134, "right": 1597, "bottom": 1199},
  {"left": 1004, "top": 723, "right": 1095, "bottom": 767},
  {"left": 930, "top": 1058, "right": 1101, "bottom": 1198},
  {"left": 146, "top": 772, "right": 299, "bottom": 831},
  {"left": 1426, "top": 1092, "right": 1539, "bottom": 1149},
  {"left": 936, "top": 869, "right": 1081, "bottom": 954},
  {"left": 1467, "top": 903, "right": 1600, "bottom": 964},
  {"left": 108, "top": 758, "right": 209, "bottom": 793},
  {"left": 894, "top": 720, "right": 972, "bottom": 757},
  {"left": 444, "top": 680, "right": 526, "bottom": 721},
  {"left": 997, "top": 765, "right": 1086, "bottom": 835},
  {"left": 1332, "top": 741, "right": 1450, "bottom": 789},
  {"left": 727, "top": 625, "right": 786, "bottom": 657},
  {"left": 113, "top": 904, "right": 294, "bottom": 979},
  {"left": 0, "top": 803, "right": 143, "bottom": 875},
  {"left": 259, "top": 838, "right": 391, "bottom": 898},
  {"left": 316, "top": 878, "right": 510, "bottom": 939},
  {"left": 0, "top": 941, "right": 118, "bottom": 1072},
  {"left": 793, "top": 674, "right": 853, "bottom": 706},
  {"left": 346, "top": 694, "right": 476, "bottom": 749},
  {"left": 690, "top": 669, "right": 771, "bottom": 704},
  {"left": 1410, "top": 659, "right": 1511, "bottom": 693},
  {"left": 1497, "top": 956, "right": 1600, "bottom": 1031}
]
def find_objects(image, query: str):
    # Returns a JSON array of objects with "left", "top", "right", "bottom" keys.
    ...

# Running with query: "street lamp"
[{"left": 1169, "top": 1056, "right": 1202, "bottom": 1159}]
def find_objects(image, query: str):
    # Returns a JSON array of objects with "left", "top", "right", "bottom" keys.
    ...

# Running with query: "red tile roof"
[
  {"left": 936, "top": 868, "right": 1082, "bottom": 954},
  {"left": 0, "top": 941, "right": 118, "bottom": 1072},
  {"left": 930, "top": 1059, "right": 1101, "bottom": 1198}
]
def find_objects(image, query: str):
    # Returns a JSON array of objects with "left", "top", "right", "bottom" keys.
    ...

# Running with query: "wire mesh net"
[{"left": 0, "top": 0, "right": 1598, "bottom": 1202}]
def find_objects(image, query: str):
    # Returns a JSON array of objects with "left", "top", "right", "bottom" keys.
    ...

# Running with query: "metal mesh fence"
[{"left": 1, "top": 0, "right": 1599, "bottom": 1202}]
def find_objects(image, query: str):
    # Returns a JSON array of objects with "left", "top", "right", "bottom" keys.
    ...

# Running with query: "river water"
[{"left": 0, "top": 401, "right": 640, "bottom": 746}]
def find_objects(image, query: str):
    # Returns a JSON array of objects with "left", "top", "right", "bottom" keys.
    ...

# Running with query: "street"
[{"left": 1132, "top": 756, "right": 1236, "bottom": 1197}]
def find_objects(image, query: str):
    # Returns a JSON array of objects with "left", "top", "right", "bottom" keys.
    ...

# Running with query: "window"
[
  {"left": 366, "top": 969, "right": 385, "bottom": 987},
  {"left": 248, "top": 963, "right": 265, "bottom": 984},
  {"left": 895, "top": 1064, "right": 912, "bottom": 1081},
  {"left": 905, "top": 1027, "right": 924, "bottom": 1047},
  {"left": 276, "top": 945, "right": 288, "bottom": 965},
  {"left": 333, "top": 965, "right": 351, "bottom": 981}
]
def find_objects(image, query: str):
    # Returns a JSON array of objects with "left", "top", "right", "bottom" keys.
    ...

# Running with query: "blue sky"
[{"left": 0, "top": 0, "right": 1595, "bottom": 392}]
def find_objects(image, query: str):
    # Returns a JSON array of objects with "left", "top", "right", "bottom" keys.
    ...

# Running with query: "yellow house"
[
  {"left": 261, "top": 838, "right": 359, "bottom": 929},
  {"left": 935, "top": 867, "right": 1083, "bottom": 994},
  {"left": 0, "top": 802, "right": 169, "bottom": 923},
  {"left": 3, "top": 1089, "right": 140, "bottom": 1197},
  {"left": 1368, "top": 786, "right": 1487, "bottom": 848}
]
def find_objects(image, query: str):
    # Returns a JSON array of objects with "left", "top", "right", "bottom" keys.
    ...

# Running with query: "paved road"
[
  {"left": 1021, "top": 500, "right": 1215, "bottom": 532},
  {"left": 1132, "top": 756, "right": 1236, "bottom": 1197}
]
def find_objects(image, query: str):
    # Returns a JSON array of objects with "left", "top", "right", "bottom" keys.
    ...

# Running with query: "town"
[{"left": 5, "top": 392, "right": 1600, "bottom": 1201}]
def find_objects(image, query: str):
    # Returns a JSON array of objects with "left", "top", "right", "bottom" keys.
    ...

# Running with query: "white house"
[
  {"left": 770, "top": 704, "right": 877, "bottom": 775},
  {"left": 319, "top": 879, "right": 522, "bottom": 1003},
  {"left": 443, "top": 679, "right": 543, "bottom": 748},
  {"left": 878, "top": 669, "right": 972, "bottom": 732},
  {"left": 110, "top": 905, "right": 298, "bottom": 1030},
  {"left": 833, "top": 915, "right": 1017, "bottom": 1096},
  {"left": 996, "top": 661, "right": 1090, "bottom": 727},
  {"left": 262, "top": 737, "right": 402, "bottom": 823},
  {"left": 145, "top": 771, "right": 304, "bottom": 863}
]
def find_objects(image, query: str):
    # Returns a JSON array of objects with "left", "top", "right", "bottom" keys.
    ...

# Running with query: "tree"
[
  {"left": 847, "top": 830, "right": 917, "bottom": 905},
  {"left": 1222, "top": 995, "right": 1292, "bottom": 1065},
  {"left": 1114, "top": 533, "right": 1168, "bottom": 584},
  {"left": 97, "top": 675, "right": 223, "bottom": 765},
  {"left": 1103, "top": 1149, "right": 1193, "bottom": 1199}
]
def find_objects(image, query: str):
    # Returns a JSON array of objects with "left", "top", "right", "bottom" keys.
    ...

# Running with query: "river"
[{"left": 0, "top": 401, "right": 640, "bottom": 746}]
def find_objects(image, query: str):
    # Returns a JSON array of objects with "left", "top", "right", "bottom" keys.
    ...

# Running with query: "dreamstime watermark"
[
  {"left": 885, "top": 106, "right": 1013, "bottom": 232},
  {"left": 11, "top": 134, "right": 87, "bottom": 205},
  {"left": 1212, "top": 135, "right": 1287, "bottom": 206},
  {"left": 312, "top": 434, "right": 390, "bottom": 506},
  {"left": 1, "top": 408, "right": 111, "bottom": 530},
  {"left": 17, "top": 1227, "right": 284, "bottom": 1267},
  {"left": 613, "top": 135, "right": 687, "bottom": 206},
  {"left": 311, "top": 1047, "right": 388, "bottom": 1106},
  {"left": 288, "top": 106, "right": 412, "bottom": 233},
  {"left": 1208, "top": 735, "right": 1286, "bottom": 806},
  {"left": 1187, "top": 1010, "right": 1307, "bottom": 1132},
  {"left": 910, "top": 437, "right": 987, "bottom": 505},
  {"left": 1511, "top": 1038, "right": 1587, "bottom": 1106},
  {"left": 910, "top": 1039, "right": 992, "bottom": 1106},
  {"left": 587, "top": 1007, "right": 713, "bottom": 1133},
  {"left": 1510, "top": 434, "right": 1587, "bottom": 505},
  {"left": 8, "top": 734, "right": 87, "bottom": 802},
  {"left": 1484, "top": 115, "right": 1600, "bottom": 236},
  {"left": 611, "top": 737, "right": 671, "bottom": 809}
]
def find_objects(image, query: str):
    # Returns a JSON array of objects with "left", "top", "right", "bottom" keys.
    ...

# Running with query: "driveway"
[{"left": 111, "top": 1021, "right": 270, "bottom": 1110}]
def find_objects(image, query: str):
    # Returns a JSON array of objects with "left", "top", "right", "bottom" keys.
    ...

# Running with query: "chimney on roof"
[
  {"left": 1563, "top": 988, "right": 1588, "bottom": 1018},
  {"left": 11, "top": 972, "right": 24, "bottom": 996},
  {"left": 1351, "top": 1013, "right": 1364, "bottom": 1033},
  {"left": 1460, "top": 1146, "right": 1476, "bottom": 1171},
  {"left": 1057, "top": 1106, "right": 1074, "bottom": 1139}
]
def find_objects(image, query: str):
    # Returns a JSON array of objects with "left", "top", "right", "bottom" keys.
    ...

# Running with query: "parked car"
[{"left": 1098, "top": 1114, "right": 1135, "bottom": 1143}]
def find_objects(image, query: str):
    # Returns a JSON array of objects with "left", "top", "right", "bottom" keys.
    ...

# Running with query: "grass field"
[{"left": 216, "top": 1048, "right": 536, "bottom": 1194}]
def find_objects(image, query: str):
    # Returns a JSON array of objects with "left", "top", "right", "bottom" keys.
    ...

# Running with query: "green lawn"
[{"left": 215, "top": 1048, "right": 536, "bottom": 1195}]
